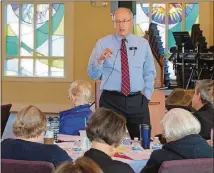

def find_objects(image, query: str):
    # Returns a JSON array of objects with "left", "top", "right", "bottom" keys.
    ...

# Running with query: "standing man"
[{"left": 87, "top": 8, "right": 156, "bottom": 139}]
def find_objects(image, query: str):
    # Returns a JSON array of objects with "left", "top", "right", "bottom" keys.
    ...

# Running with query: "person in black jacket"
[
  {"left": 141, "top": 108, "right": 213, "bottom": 173},
  {"left": 192, "top": 79, "right": 214, "bottom": 140},
  {"left": 1, "top": 105, "right": 71, "bottom": 167},
  {"left": 84, "top": 108, "right": 135, "bottom": 173}
]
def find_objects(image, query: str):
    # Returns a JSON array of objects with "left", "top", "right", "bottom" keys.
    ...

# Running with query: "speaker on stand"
[{"left": 110, "top": 1, "right": 136, "bottom": 16}]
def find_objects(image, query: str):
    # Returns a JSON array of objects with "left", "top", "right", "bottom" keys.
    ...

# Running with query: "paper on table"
[
  {"left": 57, "top": 134, "right": 82, "bottom": 151},
  {"left": 115, "top": 146, "right": 152, "bottom": 160},
  {"left": 57, "top": 141, "right": 74, "bottom": 150},
  {"left": 58, "top": 134, "right": 82, "bottom": 141}
]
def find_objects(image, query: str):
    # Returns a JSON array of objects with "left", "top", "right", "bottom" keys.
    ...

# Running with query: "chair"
[
  {"left": 1, "top": 104, "right": 12, "bottom": 136},
  {"left": 158, "top": 158, "right": 214, "bottom": 173},
  {"left": 211, "top": 128, "right": 214, "bottom": 147},
  {"left": 1, "top": 159, "right": 55, "bottom": 173},
  {"left": 59, "top": 105, "right": 92, "bottom": 135}
]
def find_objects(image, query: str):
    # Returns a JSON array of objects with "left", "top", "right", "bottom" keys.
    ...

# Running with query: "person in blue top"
[
  {"left": 87, "top": 8, "right": 156, "bottom": 139},
  {"left": 59, "top": 80, "right": 92, "bottom": 135}
]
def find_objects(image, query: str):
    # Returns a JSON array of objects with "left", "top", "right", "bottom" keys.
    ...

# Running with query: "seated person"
[
  {"left": 55, "top": 156, "right": 103, "bottom": 173},
  {"left": 84, "top": 108, "right": 135, "bottom": 173},
  {"left": 157, "top": 79, "right": 214, "bottom": 143},
  {"left": 59, "top": 80, "right": 92, "bottom": 135},
  {"left": 1, "top": 105, "right": 71, "bottom": 167},
  {"left": 141, "top": 108, "right": 213, "bottom": 173},
  {"left": 192, "top": 79, "right": 214, "bottom": 140}
]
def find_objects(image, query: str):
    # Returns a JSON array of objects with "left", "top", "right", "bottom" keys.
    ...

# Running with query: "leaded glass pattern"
[{"left": 4, "top": 3, "right": 65, "bottom": 78}]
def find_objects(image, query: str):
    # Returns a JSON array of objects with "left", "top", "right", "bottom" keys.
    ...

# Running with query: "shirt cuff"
[
  {"left": 94, "top": 59, "right": 103, "bottom": 69},
  {"left": 144, "top": 90, "right": 152, "bottom": 101}
]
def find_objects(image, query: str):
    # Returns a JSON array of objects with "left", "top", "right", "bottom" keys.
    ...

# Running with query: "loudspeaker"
[{"left": 110, "top": 1, "right": 136, "bottom": 16}]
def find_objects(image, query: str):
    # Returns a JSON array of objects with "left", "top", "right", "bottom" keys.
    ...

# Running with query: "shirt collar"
[{"left": 115, "top": 34, "right": 132, "bottom": 43}]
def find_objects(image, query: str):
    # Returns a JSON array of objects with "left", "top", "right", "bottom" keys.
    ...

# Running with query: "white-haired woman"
[
  {"left": 59, "top": 80, "right": 92, "bottom": 135},
  {"left": 140, "top": 108, "right": 213, "bottom": 173}
]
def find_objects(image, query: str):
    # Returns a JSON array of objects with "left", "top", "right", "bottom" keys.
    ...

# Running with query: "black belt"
[{"left": 103, "top": 90, "right": 141, "bottom": 96}]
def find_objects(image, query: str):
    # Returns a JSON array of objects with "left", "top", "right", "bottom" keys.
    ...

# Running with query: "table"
[
  {"left": 1, "top": 115, "right": 150, "bottom": 173},
  {"left": 57, "top": 134, "right": 150, "bottom": 173}
]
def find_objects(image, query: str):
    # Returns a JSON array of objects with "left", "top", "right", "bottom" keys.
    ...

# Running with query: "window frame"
[{"left": 1, "top": 1, "right": 74, "bottom": 82}]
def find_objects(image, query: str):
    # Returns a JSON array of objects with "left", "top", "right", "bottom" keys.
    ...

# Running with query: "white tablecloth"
[{"left": 57, "top": 134, "right": 150, "bottom": 173}]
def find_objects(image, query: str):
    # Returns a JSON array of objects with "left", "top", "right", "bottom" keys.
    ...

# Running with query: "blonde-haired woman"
[
  {"left": 59, "top": 80, "right": 92, "bottom": 135},
  {"left": 140, "top": 108, "right": 213, "bottom": 173},
  {"left": 1, "top": 105, "right": 71, "bottom": 167}
]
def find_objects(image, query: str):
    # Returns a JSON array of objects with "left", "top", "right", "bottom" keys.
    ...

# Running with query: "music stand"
[
  {"left": 173, "top": 32, "right": 194, "bottom": 51},
  {"left": 173, "top": 32, "right": 194, "bottom": 88}
]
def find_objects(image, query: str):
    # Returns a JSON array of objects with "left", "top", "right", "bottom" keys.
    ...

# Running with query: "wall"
[
  {"left": 0, "top": 1, "right": 2, "bottom": 92},
  {"left": 1, "top": 2, "right": 213, "bottom": 113},
  {"left": 2, "top": 2, "right": 114, "bottom": 112},
  {"left": 211, "top": 2, "right": 214, "bottom": 45},
  {"left": 199, "top": 2, "right": 214, "bottom": 46}
]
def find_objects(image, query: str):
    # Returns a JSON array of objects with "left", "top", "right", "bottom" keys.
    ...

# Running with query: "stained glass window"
[
  {"left": 4, "top": 58, "right": 19, "bottom": 76},
  {"left": 152, "top": 4, "right": 166, "bottom": 49},
  {"left": 51, "top": 4, "right": 64, "bottom": 57},
  {"left": 6, "top": 5, "right": 19, "bottom": 56},
  {"left": 4, "top": 3, "right": 65, "bottom": 78},
  {"left": 168, "top": 3, "right": 182, "bottom": 52},
  {"left": 36, "top": 4, "right": 49, "bottom": 56},
  {"left": 21, "top": 4, "right": 34, "bottom": 56},
  {"left": 135, "top": 3, "right": 199, "bottom": 53},
  {"left": 135, "top": 2, "right": 199, "bottom": 80},
  {"left": 20, "top": 59, "right": 33, "bottom": 76},
  {"left": 185, "top": 4, "right": 199, "bottom": 32},
  {"left": 135, "top": 3, "right": 149, "bottom": 37}
]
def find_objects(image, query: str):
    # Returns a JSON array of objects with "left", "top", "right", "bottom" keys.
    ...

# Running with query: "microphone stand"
[{"left": 181, "top": 43, "right": 185, "bottom": 89}]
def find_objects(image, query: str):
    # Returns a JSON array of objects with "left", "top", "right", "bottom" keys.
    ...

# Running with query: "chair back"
[
  {"left": 1, "top": 159, "right": 55, "bottom": 173},
  {"left": 59, "top": 106, "right": 92, "bottom": 135},
  {"left": 158, "top": 158, "right": 214, "bottom": 173},
  {"left": 1, "top": 104, "right": 12, "bottom": 136},
  {"left": 211, "top": 128, "right": 214, "bottom": 147}
]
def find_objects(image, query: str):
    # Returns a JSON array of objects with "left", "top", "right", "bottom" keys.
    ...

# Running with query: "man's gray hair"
[
  {"left": 162, "top": 108, "right": 201, "bottom": 141},
  {"left": 112, "top": 7, "right": 133, "bottom": 20},
  {"left": 195, "top": 79, "right": 214, "bottom": 105}
]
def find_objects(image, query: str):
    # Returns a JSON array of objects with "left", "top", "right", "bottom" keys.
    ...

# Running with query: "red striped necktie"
[{"left": 121, "top": 39, "right": 130, "bottom": 96}]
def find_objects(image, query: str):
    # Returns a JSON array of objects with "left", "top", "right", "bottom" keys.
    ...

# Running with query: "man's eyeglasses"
[{"left": 113, "top": 19, "right": 132, "bottom": 25}]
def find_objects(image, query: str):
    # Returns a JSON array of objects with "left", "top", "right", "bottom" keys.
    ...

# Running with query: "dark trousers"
[{"left": 99, "top": 90, "right": 150, "bottom": 139}]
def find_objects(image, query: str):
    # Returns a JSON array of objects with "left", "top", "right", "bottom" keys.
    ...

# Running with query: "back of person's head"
[
  {"left": 68, "top": 80, "right": 92, "bottom": 105},
  {"left": 86, "top": 108, "right": 126, "bottom": 147},
  {"left": 162, "top": 108, "right": 201, "bottom": 142},
  {"left": 195, "top": 79, "right": 214, "bottom": 105},
  {"left": 55, "top": 157, "right": 103, "bottom": 173},
  {"left": 13, "top": 105, "right": 47, "bottom": 139}
]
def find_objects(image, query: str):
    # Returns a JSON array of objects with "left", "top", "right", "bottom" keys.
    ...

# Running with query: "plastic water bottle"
[
  {"left": 80, "top": 130, "right": 91, "bottom": 150},
  {"left": 132, "top": 137, "right": 141, "bottom": 150},
  {"left": 82, "top": 136, "right": 91, "bottom": 150},
  {"left": 122, "top": 130, "right": 131, "bottom": 146},
  {"left": 44, "top": 124, "right": 54, "bottom": 144},
  {"left": 72, "top": 140, "right": 82, "bottom": 152},
  {"left": 151, "top": 137, "right": 162, "bottom": 150}
]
